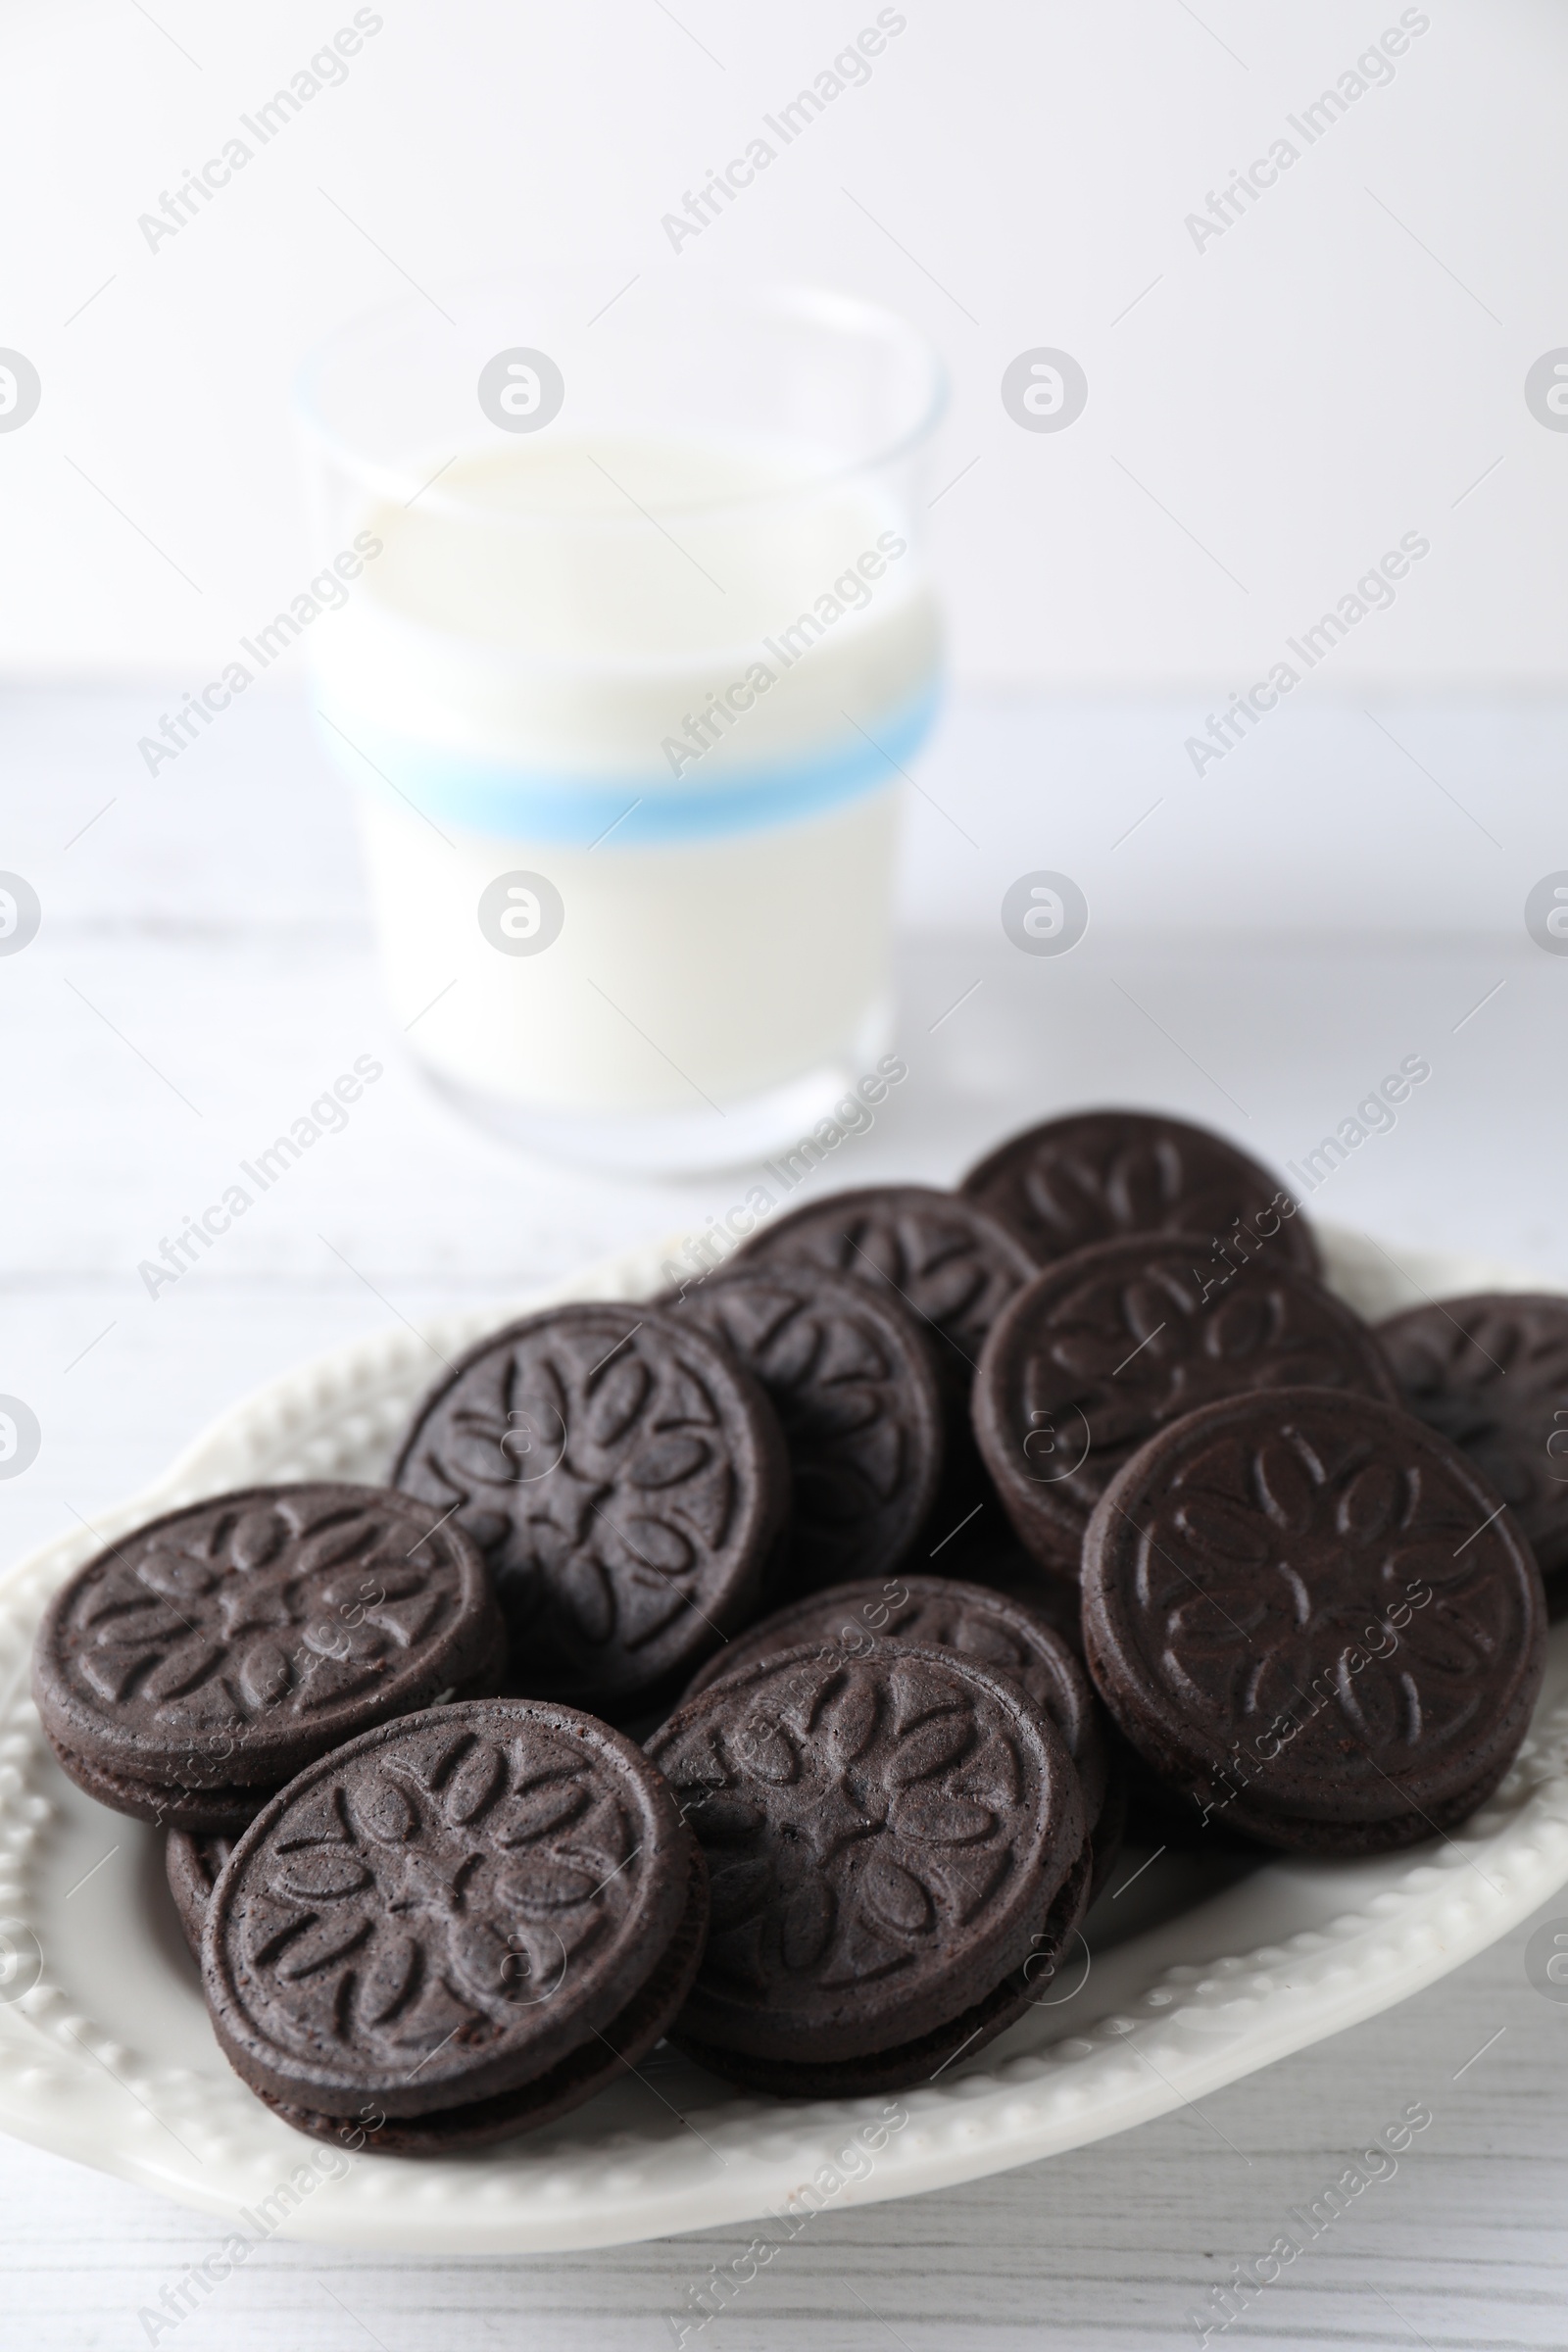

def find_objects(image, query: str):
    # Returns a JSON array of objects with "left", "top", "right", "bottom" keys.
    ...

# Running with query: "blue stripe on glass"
[{"left": 315, "top": 682, "right": 941, "bottom": 846}]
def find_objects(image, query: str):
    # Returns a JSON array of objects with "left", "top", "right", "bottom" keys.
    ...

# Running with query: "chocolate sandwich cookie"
[
  {"left": 166, "top": 1830, "right": 233, "bottom": 1960},
  {"left": 681, "top": 1575, "right": 1111, "bottom": 1845},
  {"left": 649, "top": 1640, "right": 1089, "bottom": 2095},
  {"left": 1081, "top": 1387, "right": 1546, "bottom": 1854},
  {"left": 736, "top": 1186, "right": 1038, "bottom": 1492},
  {"left": 668, "top": 1263, "right": 945, "bottom": 1598},
  {"left": 202, "top": 1699, "right": 708, "bottom": 2154},
  {"left": 961, "top": 1108, "right": 1318, "bottom": 1276},
  {"left": 1378, "top": 1294, "right": 1568, "bottom": 1608},
  {"left": 973, "top": 1235, "right": 1398, "bottom": 1581},
  {"left": 393, "top": 1303, "right": 788, "bottom": 1720},
  {"left": 32, "top": 1485, "right": 504, "bottom": 1833}
]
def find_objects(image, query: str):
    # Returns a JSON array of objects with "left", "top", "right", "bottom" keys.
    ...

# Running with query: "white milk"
[{"left": 311, "top": 434, "right": 941, "bottom": 1164}]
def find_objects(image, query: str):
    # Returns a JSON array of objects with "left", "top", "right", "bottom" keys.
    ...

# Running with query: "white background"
[{"left": 1, "top": 0, "right": 1565, "bottom": 690}]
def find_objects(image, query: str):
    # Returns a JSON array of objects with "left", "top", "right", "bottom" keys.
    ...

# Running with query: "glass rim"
[{"left": 292, "top": 272, "right": 949, "bottom": 527}]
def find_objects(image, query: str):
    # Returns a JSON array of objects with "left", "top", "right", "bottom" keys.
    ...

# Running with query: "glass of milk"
[{"left": 295, "top": 272, "right": 945, "bottom": 1173}]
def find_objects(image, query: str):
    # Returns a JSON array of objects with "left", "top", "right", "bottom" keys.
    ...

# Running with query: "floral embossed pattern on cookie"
[
  {"left": 973, "top": 1235, "right": 1398, "bottom": 1579},
  {"left": 1081, "top": 1388, "right": 1546, "bottom": 1853},
  {"left": 736, "top": 1186, "right": 1038, "bottom": 1505},
  {"left": 960, "top": 1108, "right": 1319, "bottom": 1274},
  {"left": 649, "top": 1642, "right": 1085, "bottom": 2070},
  {"left": 671, "top": 1262, "right": 945, "bottom": 1595},
  {"left": 681, "top": 1573, "right": 1110, "bottom": 1835},
  {"left": 204, "top": 1701, "right": 699, "bottom": 2128},
  {"left": 738, "top": 1185, "right": 1039, "bottom": 1399},
  {"left": 394, "top": 1304, "right": 789, "bottom": 1717},
  {"left": 32, "top": 1484, "right": 502, "bottom": 1823}
]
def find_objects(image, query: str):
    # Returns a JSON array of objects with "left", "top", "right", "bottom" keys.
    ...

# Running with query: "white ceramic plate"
[{"left": 1, "top": 1224, "right": 1566, "bottom": 2254}]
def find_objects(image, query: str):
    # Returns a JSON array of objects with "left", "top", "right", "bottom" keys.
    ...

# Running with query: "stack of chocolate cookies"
[
  {"left": 202, "top": 1700, "right": 709, "bottom": 2153},
  {"left": 954, "top": 1109, "right": 1549, "bottom": 1855},
  {"left": 31, "top": 1102, "right": 1555, "bottom": 2155}
]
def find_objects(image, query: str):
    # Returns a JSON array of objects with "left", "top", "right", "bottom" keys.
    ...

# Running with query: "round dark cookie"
[
  {"left": 32, "top": 1484, "right": 501, "bottom": 1823},
  {"left": 246, "top": 1839, "right": 710, "bottom": 2155},
  {"left": 1081, "top": 1387, "right": 1546, "bottom": 1854},
  {"left": 960, "top": 1108, "right": 1318, "bottom": 1276},
  {"left": 667, "top": 1263, "right": 945, "bottom": 1598},
  {"left": 393, "top": 1303, "right": 788, "bottom": 1719},
  {"left": 973, "top": 1235, "right": 1399, "bottom": 1581},
  {"left": 737, "top": 1183, "right": 1037, "bottom": 1442},
  {"left": 674, "top": 1835, "right": 1093, "bottom": 2098},
  {"left": 648, "top": 1640, "right": 1087, "bottom": 2069},
  {"left": 166, "top": 1830, "right": 234, "bottom": 1960},
  {"left": 1377, "top": 1294, "right": 1568, "bottom": 1605},
  {"left": 681, "top": 1575, "right": 1110, "bottom": 1834},
  {"left": 203, "top": 1698, "right": 699, "bottom": 2123}
]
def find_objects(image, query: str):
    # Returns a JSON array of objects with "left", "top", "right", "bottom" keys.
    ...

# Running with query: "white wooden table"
[{"left": 5, "top": 685, "right": 1568, "bottom": 2349}]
